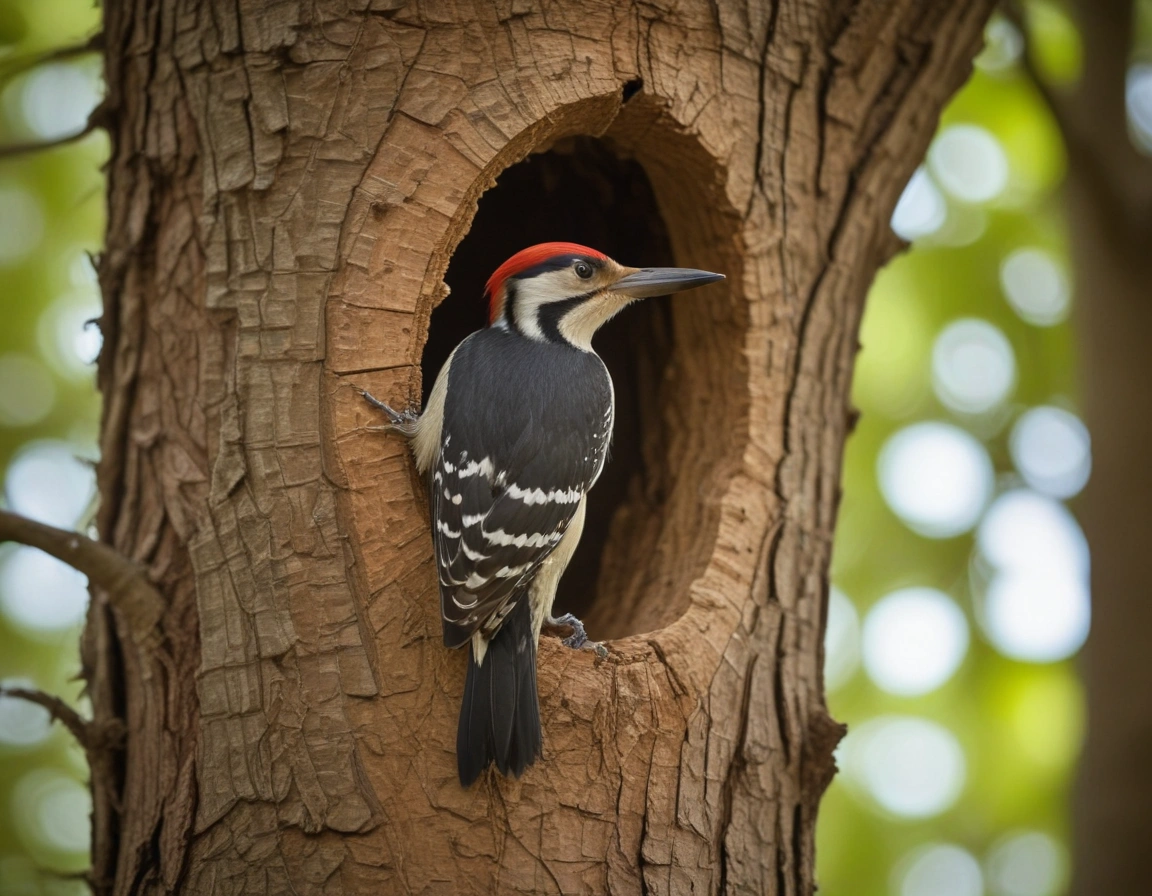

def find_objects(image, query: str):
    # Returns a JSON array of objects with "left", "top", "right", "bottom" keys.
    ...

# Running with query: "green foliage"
[
  {"left": 1137, "top": 0, "right": 1152, "bottom": 59},
  {"left": 0, "top": 0, "right": 103, "bottom": 891},
  {"left": 1023, "top": 1, "right": 1083, "bottom": 86},
  {"left": 817, "top": 16, "right": 1083, "bottom": 896}
]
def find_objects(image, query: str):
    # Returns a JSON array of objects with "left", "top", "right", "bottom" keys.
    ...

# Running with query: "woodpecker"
[{"left": 363, "top": 242, "right": 724, "bottom": 786}]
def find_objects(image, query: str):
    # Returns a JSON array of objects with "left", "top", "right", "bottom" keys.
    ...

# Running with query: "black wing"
[{"left": 430, "top": 329, "right": 612, "bottom": 648}]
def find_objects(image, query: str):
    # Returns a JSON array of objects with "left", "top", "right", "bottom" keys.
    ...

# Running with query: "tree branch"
[
  {"left": 0, "top": 33, "right": 103, "bottom": 82},
  {"left": 0, "top": 123, "right": 99, "bottom": 159},
  {"left": 0, "top": 685, "right": 125, "bottom": 753},
  {"left": 0, "top": 510, "right": 163, "bottom": 644},
  {"left": 0, "top": 686, "right": 89, "bottom": 743}
]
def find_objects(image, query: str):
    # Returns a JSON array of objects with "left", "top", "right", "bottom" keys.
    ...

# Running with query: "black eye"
[{"left": 574, "top": 261, "right": 593, "bottom": 279}]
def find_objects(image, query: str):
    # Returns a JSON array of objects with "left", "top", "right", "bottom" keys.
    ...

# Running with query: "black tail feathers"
[{"left": 456, "top": 598, "right": 542, "bottom": 786}]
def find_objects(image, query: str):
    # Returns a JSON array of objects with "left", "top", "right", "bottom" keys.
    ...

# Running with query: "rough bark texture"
[
  {"left": 88, "top": 1, "right": 992, "bottom": 893},
  {"left": 1063, "top": 2, "right": 1152, "bottom": 892}
]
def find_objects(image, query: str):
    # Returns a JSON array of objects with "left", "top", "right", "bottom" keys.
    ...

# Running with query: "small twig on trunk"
[
  {"left": 0, "top": 685, "right": 124, "bottom": 754},
  {"left": 0, "top": 123, "right": 99, "bottom": 159},
  {"left": 0, "top": 509, "right": 163, "bottom": 645},
  {"left": 0, "top": 686, "right": 92, "bottom": 746},
  {"left": 0, "top": 34, "right": 105, "bottom": 159},
  {"left": 0, "top": 33, "right": 103, "bottom": 82}
]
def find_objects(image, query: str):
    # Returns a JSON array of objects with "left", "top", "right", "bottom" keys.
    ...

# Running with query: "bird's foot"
[
  {"left": 360, "top": 389, "right": 420, "bottom": 436},
  {"left": 545, "top": 612, "right": 587, "bottom": 647},
  {"left": 545, "top": 613, "right": 607, "bottom": 656}
]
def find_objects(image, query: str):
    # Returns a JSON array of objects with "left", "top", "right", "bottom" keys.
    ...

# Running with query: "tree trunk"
[
  {"left": 87, "top": 1, "right": 991, "bottom": 893},
  {"left": 1062, "top": 2, "right": 1152, "bottom": 892}
]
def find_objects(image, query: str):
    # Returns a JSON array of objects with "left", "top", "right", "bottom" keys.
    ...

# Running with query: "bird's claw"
[
  {"left": 547, "top": 612, "right": 587, "bottom": 647},
  {"left": 562, "top": 631, "right": 586, "bottom": 649},
  {"left": 360, "top": 389, "right": 419, "bottom": 434},
  {"left": 546, "top": 613, "right": 605, "bottom": 656}
]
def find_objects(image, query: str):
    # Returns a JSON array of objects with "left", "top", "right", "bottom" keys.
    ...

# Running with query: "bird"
[{"left": 362, "top": 242, "right": 724, "bottom": 785}]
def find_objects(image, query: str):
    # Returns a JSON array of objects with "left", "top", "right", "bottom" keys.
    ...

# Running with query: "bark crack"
[
  {"left": 717, "top": 652, "right": 759, "bottom": 894},
  {"left": 746, "top": 0, "right": 781, "bottom": 219}
]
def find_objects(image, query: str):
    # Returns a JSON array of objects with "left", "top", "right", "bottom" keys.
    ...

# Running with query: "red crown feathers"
[{"left": 484, "top": 242, "right": 608, "bottom": 324}]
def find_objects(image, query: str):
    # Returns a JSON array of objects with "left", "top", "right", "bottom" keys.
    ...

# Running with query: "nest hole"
[{"left": 425, "top": 136, "right": 735, "bottom": 640}]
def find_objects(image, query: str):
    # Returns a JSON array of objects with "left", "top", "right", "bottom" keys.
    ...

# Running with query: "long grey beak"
[{"left": 613, "top": 267, "right": 725, "bottom": 299}]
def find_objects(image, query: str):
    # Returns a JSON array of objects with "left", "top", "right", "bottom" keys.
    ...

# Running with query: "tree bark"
[
  {"left": 88, "top": 1, "right": 992, "bottom": 893},
  {"left": 1060, "top": 2, "right": 1152, "bottom": 892}
]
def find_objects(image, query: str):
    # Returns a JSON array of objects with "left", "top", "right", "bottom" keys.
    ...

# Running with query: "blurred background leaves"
[
  {"left": 0, "top": 0, "right": 104, "bottom": 892},
  {"left": 1, "top": 1, "right": 1146, "bottom": 894},
  {"left": 814, "top": 1, "right": 1146, "bottom": 891}
]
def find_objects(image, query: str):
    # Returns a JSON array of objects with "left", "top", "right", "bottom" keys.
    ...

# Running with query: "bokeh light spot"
[
  {"left": 899, "top": 843, "right": 984, "bottom": 896},
  {"left": 19, "top": 61, "right": 102, "bottom": 141},
  {"left": 933, "top": 202, "right": 990, "bottom": 248},
  {"left": 878, "top": 422, "right": 994, "bottom": 538},
  {"left": 69, "top": 250, "right": 99, "bottom": 288},
  {"left": 11, "top": 769, "right": 91, "bottom": 856},
  {"left": 986, "top": 831, "right": 1067, "bottom": 896},
  {"left": 932, "top": 319, "right": 1016, "bottom": 414},
  {"left": 0, "top": 547, "right": 90, "bottom": 632},
  {"left": 1000, "top": 248, "right": 1070, "bottom": 326},
  {"left": 0, "top": 677, "right": 54, "bottom": 748},
  {"left": 845, "top": 716, "right": 966, "bottom": 818},
  {"left": 1126, "top": 63, "right": 1152, "bottom": 154},
  {"left": 0, "top": 353, "right": 56, "bottom": 426},
  {"left": 976, "top": 490, "right": 1089, "bottom": 662},
  {"left": 929, "top": 125, "right": 1009, "bottom": 203},
  {"left": 1009, "top": 406, "right": 1091, "bottom": 499},
  {"left": 863, "top": 587, "right": 969, "bottom": 696},
  {"left": 977, "top": 489, "right": 1089, "bottom": 576},
  {"left": 825, "top": 586, "right": 861, "bottom": 692},
  {"left": 891, "top": 167, "right": 947, "bottom": 241},
  {"left": 976, "top": 16, "right": 1023, "bottom": 73},
  {"left": 38, "top": 294, "right": 103, "bottom": 376},
  {"left": 984, "top": 568, "right": 1088, "bottom": 663},
  {"left": 4, "top": 439, "right": 97, "bottom": 529}
]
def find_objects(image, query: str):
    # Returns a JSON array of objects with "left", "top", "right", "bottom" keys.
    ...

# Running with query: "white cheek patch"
[
  {"left": 512, "top": 269, "right": 592, "bottom": 342},
  {"left": 557, "top": 291, "right": 633, "bottom": 351}
]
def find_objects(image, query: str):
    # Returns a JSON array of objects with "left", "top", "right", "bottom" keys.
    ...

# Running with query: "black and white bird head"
[{"left": 485, "top": 242, "right": 725, "bottom": 350}]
